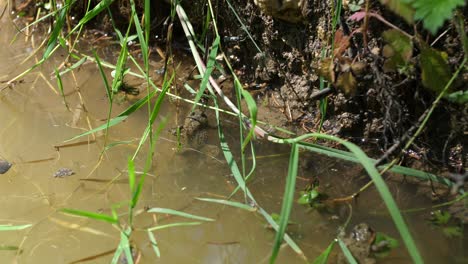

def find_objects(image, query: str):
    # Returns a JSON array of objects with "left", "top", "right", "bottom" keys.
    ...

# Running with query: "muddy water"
[{"left": 0, "top": 11, "right": 465, "bottom": 264}]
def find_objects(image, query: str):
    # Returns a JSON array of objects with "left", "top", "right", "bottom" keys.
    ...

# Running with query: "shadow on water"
[{"left": 0, "top": 10, "right": 465, "bottom": 264}]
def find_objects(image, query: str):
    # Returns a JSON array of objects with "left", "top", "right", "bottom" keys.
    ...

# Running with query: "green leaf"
[
  {"left": 337, "top": 238, "right": 358, "bottom": 264},
  {"left": 64, "top": 116, "right": 128, "bottom": 142},
  {"left": 60, "top": 208, "right": 118, "bottom": 224},
  {"left": 192, "top": 35, "right": 220, "bottom": 112},
  {"left": 78, "top": 0, "right": 114, "bottom": 25},
  {"left": 442, "top": 226, "right": 462, "bottom": 237},
  {"left": 147, "top": 230, "right": 161, "bottom": 258},
  {"left": 430, "top": 210, "right": 451, "bottom": 225},
  {"left": 446, "top": 90, "right": 468, "bottom": 104},
  {"left": 59, "top": 56, "right": 87, "bottom": 76},
  {"left": 195, "top": 197, "right": 256, "bottom": 211},
  {"left": 147, "top": 208, "right": 214, "bottom": 222},
  {"left": 128, "top": 158, "right": 136, "bottom": 198},
  {"left": 270, "top": 144, "right": 299, "bottom": 263},
  {"left": 407, "top": 0, "right": 466, "bottom": 34},
  {"left": 0, "top": 245, "right": 20, "bottom": 251},
  {"left": 147, "top": 222, "right": 203, "bottom": 232},
  {"left": 240, "top": 86, "right": 258, "bottom": 151},
  {"left": 43, "top": 7, "right": 67, "bottom": 59},
  {"left": 0, "top": 224, "right": 32, "bottom": 231},
  {"left": 112, "top": 229, "right": 133, "bottom": 264},
  {"left": 312, "top": 241, "right": 336, "bottom": 264},
  {"left": 420, "top": 45, "right": 452, "bottom": 93}
]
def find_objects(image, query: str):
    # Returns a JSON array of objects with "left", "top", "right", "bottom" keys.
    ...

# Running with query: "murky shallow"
[{"left": 0, "top": 9, "right": 466, "bottom": 264}]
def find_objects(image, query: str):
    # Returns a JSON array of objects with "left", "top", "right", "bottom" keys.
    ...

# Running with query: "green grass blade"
[
  {"left": 111, "top": 229, "right": 133, "bottom": 264},
  {"left": 256, "top": 206, "right": 306, "bottom": 259},
  {"left": 147, "top": 230, "right": 161, "bottom": 258},
  {"left": 192, "top": 35, "right": 220, "bottom": 111},
  {"left": 147, "top": 208, "right": 214, "bottom": 222},
  {"left": 0, "top": 224, "right": 32, "bottom": 231},
  {"left": 59, "top": 56, "right": 87, "bottom": 76},
  {"left": 54, "top": 67, "right": 68, "bottom": 109},
  {"left": 195, "top": 197, "right": 256, "bottom": 211},
  {"left": 240, "top": 86, "right": 257, "bottom": 151},
  {"left": 132, "top": 73, "right": 174, "bottom": 158},
  {"left": 111, "top": 41, "right": 129, "bottom": 94},
  {"left": 111, "top": 242, "right": 124, "bottom": 264},
  {"left": 128, "top": 158, "right": 136, "bottom": 199},
  {"left": 43, "top": 7, "right": 67, "bottom": 59},
  {"left": 270, "top": 143, "right": 299, "bottom": 263},
  {"left": 93, "top": 50, "right": 112, "bottom": 103},
  {"left": 129, "top": 0, "right": 148, "bottom": 67},
  {"left": 337, "top": 238, "right": 358, "bottom": 264},
  {"left": 312, "top": 241, "right": 336, "bottom": 264},
  {"left": 60, "top": 208, "right": 118, "bottom": 224},
  {"left": 64, "top": 115, "right": 128, "bottom": 142},
  {"left": 0, "top": 245, "right": 19, "bottom": 251},
  {"left": 147, "top": 222, "right": 203, "bottom": 232},
  {"left": 119, "top": 89, "right": 157, "bottom": 116},
  {"left": 78, "top": 0, "right": 114, "bottom": 25}
]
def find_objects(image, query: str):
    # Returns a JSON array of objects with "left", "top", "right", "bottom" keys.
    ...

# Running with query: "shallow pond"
[{"left": 0, "top": 10, "right": 466, "bottom": 264}]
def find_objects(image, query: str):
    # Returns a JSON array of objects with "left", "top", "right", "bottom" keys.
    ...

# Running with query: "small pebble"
[
  {"left": 53, "top": 168, "right": 75, "bottom": 178},
  {"left": 0, "top": 159, "right": 12, "bottom": 174}
]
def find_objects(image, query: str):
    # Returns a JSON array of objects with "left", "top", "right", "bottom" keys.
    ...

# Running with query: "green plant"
[{"left": 381, "top": 0, "right": 466, "bottom": 34}]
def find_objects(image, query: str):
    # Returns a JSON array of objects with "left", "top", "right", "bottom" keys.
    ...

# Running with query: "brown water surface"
[{"left": 0, "top": 9, "right": 465, "bottom": 264}]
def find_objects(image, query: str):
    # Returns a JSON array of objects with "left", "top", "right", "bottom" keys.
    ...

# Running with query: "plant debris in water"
[{"left": 53, "top": 168, "right": 75, "bottom": 178}]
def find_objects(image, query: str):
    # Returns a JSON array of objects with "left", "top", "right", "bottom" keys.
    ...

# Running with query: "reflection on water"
[{"left": 0, "top": 9, "right": 465, "bottom": 264}]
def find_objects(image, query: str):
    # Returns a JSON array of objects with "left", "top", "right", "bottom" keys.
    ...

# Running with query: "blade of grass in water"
[
  {"left": 77, "top": 0, "right": 114, "bottom": 26},
  {"left": 60, "top": 208, "right": 118, "bottom": 224},
  {"left": 147, "top": 229, "right": 161, "bottom": 258},
  {"left": 132, "top": 72, "right": 174, "bottom": 159},
  {"left": 312, "top": 241, "right": 336, "bottom": 264},
  {"left": 0, "top": 224, "right": 32, "bottom": 231},
  {"left": 43, "top": 2, "right": 68, "bottom": 59},
  {"left": 94, "top": 50, "right": 112, "bottom": 103},
  {"left": 0, "top": 245, "right": 19, "bottom": 251},
  {"left": 147, "top": 222, "right": 203, "bottom": 232},
  {"left": 58, "top": 57, "right": 87, "bottom": 76},
  {"left": 146, "top": 208, "right": 214, "bottom": 222},
  {"left": 270, "top": 143, "right": 299, "bottom": 263},
  {"left": 65, "top": 116, "right": 128, "bottom": 142},
  {"left": 192, "top": 35, "right": 220, "bottom": 112},
  {"left": 195, "top": 198, "right": 256, "bottom": 211},
  {"left": 111, "top": 229, "right": 133, "bottom": 264},
  {"left": 240, "top": 87, "right": 258, "bottom": 151},
  {"left": 54, "top": 67, "right": 68, "bottom": 110},
  {"left": 128, "top": 158, "right": 136, "bottom": 202},
  {"left": 337, "top": 238, "right": 358, "bottom": 264}
]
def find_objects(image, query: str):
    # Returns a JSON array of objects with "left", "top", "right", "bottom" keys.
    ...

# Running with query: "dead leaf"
[{"left": 336, "top": 72, "right": 357, "bottom": 96}]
